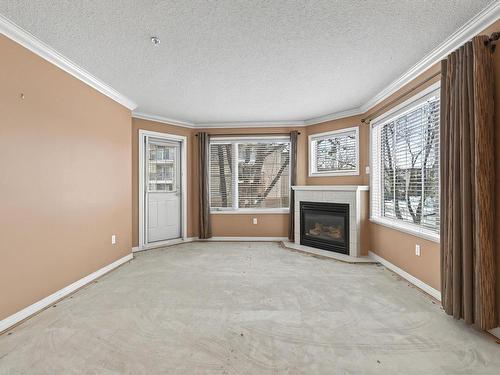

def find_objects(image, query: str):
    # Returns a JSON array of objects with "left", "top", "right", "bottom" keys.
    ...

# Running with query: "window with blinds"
[
  {"left": 209, "top": 143, "right": 233, "bottom": 209},
  {"left": 370, "top": 85, "right": 440, "bottom": 239},
  {"left": 309, "top": 127, "right": 359, "bottom": 176},
  {"left": 209, "top": 137, "right": 290, "bottom": 211}
]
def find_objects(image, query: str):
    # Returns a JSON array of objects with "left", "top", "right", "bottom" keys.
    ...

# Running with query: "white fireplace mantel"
[{"left": 292, "top": 185, "right": 369, "bottom": 257}]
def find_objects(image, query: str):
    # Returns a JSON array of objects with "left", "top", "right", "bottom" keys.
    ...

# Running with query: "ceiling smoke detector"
[{"left": 151, "top": 36, "right": 160, "bottom": 46}]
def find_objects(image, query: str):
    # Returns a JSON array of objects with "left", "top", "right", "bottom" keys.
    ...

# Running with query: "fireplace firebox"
[{"left": 300, "top": 201, "right": 349, "bottom": 254}]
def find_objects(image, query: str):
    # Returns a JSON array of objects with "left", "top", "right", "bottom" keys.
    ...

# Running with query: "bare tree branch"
[
  {"left": 256, "top": 154, "right": 290, "bottom": 204},
  {"left": 217, "top": 146, "right": 228, "bottom": 207}
]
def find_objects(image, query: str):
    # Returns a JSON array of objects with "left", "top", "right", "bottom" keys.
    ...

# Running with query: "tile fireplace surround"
[{"left": 292, "top": 185, "right": 369, "bottom": 257}]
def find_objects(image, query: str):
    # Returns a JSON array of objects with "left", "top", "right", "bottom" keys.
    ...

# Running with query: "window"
[
  {"left": 209, "top": 137, "right": 291, "bottom": 212},
  {"left": 309, "top": 126, "right": 359, "bottom": 176},
  {"left": 370, "top": 84, "right": 440, "bottom": 240},
  {"left": 147, "top": 143, "right": 176, "bottom": 192}
]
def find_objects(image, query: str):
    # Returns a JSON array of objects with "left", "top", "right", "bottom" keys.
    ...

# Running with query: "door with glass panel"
[{"left": 145, "top": 137, "right": 181, "bottom": 243}]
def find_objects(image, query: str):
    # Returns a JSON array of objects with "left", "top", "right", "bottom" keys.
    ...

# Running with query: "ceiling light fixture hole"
[{"left": 151, "top": 36, "right": 160, "bottom": 46}]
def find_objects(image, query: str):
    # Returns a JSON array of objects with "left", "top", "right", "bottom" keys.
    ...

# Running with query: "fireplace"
[{"left": 300, "top": 201, "right": 349, "bottom": 254}]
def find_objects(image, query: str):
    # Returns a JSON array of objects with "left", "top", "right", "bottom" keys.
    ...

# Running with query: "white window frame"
[
  {"left": 308, "top": 126, "right": 360, "bottom": 177},
  {"left": 209, "top": 136, "right": 291, "bottom": 214},
  {"left": 369, "top": 81, "right": 440, "bottom": 243}
]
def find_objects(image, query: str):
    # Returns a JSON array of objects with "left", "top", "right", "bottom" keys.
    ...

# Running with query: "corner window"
[
  {"left": 370, "top": 84, "right": 440, "bottom": 240},
  {"left": 209, "top": 137, "right": 290, "bottom": 212},
  {"left": 309, "top": 126, "right": 359, "bottom": 176}
]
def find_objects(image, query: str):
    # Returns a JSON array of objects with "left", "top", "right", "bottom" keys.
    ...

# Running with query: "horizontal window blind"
[
  {"left": 371, "top": 88, "right": 440, "bottom": 236},
  {"left": 209, "top": 138, "right": 290, "bottom": 211},
  {"left": 209, "top": 143, "right": 234, "bottom": 209},
  {"left": 238, "top": 142, "right": 290, "bottom": 209},
  {"left": 310, "top": 127, "right": 359, "bottom": 175}
]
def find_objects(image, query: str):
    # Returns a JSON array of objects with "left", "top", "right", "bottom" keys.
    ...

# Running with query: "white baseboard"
[
  {"left": 368, "top": 251, "right": 441, "bottom": 301},
  {"left": 0, "top": 253, "right": 133, "bottom": 334},
  {"left": 203, "top": 236, "right": 288, "bottom": 242},
  {"left": 368, "top": 252, "right": 500, "bottom": 338},
  {"left": 488, "top": 327, "right": 500, "bottom": 339}
]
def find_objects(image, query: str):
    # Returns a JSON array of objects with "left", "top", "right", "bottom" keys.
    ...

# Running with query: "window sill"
[
  {"left": 210, "top": 209, "right": 290, "bottom": 215},
  {"left": 369, "top": 217, "right": 440, "bottom": 243},
  {"left": 309, "top": 171, "right": 359, "bottom": 178}
]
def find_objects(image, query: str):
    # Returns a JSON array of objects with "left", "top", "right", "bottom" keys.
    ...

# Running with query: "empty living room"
[{"left": 2, "top": 1, "right": 500, "bottom": 374}]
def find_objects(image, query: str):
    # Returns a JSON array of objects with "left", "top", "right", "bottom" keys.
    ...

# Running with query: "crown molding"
[
  {"left": 196, "top": 120, "right": 306, "bottom": 129},
  {"left": 303, "top": 106, "right": 364, "bottom": 126},
  {"left": 133, "top": 106, "right": 363, "bottom": 129},
  {"left": 3, "top": 1, "right": 498, "bottom": 127},
  {"left": 129, "top": 1, "right": 500, "bottom": 129},
  {"left": 132, "top": 111, "right": 306, "bottom": 129},
  {"left": 304, "top": 1, "right": 500, "bottom": 124},
  {"left": 0, "top": 14, "right": 137, "bottom": 110},
  {"left": 133, "top": 108, "right": 361, "bottom": 129},
  {"left": 359, "top": 0, "right": 500, "bottom": 113},
  {"left": 132, "top": 111, "right": 195, "bottom": 128}
]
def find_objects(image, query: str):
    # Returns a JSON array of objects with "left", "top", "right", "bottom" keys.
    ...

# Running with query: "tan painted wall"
[
  {"left": 370, "top": 225, "right": 441, "bottom": 288},
  {"left": 132, "top": 120, "right": 369, "bottom": 242},
  {"left": 306, "top": 115, "right": 370, "bottom": 186},
  {"left": 0, "top": 35, "right": 132, "bottom": 320},
  {"left": 211, "top": 214, "right": 289, "bottom": 237},
  {"left": 4, "top": 16, "right": 499, "bottom": 325},
  {"left": 131, "top": 123, "right": 307, "bottom": 243}
]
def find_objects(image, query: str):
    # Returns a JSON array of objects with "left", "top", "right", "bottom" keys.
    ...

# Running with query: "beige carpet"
[{"left": 1, "top": 242, "right": 499, "bottom": 374}]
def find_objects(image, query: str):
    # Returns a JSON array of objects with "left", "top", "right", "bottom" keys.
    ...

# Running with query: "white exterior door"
[{"left": 145, "top": 137, "right": 181, "bottom": 243}]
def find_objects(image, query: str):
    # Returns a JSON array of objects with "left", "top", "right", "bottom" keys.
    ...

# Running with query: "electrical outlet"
[
  {"left": 111, "top": 235, "right": 116, "bottom": 245},
  {"left": 415, "top": 244, "right": 421, "bottom": 256},
  {"left": 365, "top": 166, "right": 370, "bottom": 174},
  {"left": 252, "top": 218, "right": 258, "bottom": 225}
]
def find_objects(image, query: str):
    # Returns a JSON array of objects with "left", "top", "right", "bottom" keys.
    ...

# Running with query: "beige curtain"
[
  {"left": 288, "top": 131, "right": 298, "bottom": 240},
  {"left": 440, "top": 35, "right": 496, "bottom": 330},
  {"left": 198, "top": 132, "right": 212, "bottom": 239}
]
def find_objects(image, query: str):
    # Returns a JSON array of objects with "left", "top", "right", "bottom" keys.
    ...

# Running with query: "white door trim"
[{"left": 139, "top": 130, "right": 188, "bottom": 250}]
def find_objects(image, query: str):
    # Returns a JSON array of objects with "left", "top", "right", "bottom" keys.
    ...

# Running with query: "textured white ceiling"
[{"left": 0, "top": 1, "right": 494, "bottom": 123}]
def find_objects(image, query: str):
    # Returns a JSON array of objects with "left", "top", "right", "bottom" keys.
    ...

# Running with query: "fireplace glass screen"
[
  {"left": 300, "top": 201, "right": 349, "bottom": 254},
  {"left": 303, "top": 212, "right": 346, "bottom": 243}
]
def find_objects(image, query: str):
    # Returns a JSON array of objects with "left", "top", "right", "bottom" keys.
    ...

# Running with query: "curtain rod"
[
  {"left": 195, "top": 132, "right": 300, "bottom": 137},
  {"left": 361, "top": 71, "right": 441, "bottom": 124}
]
